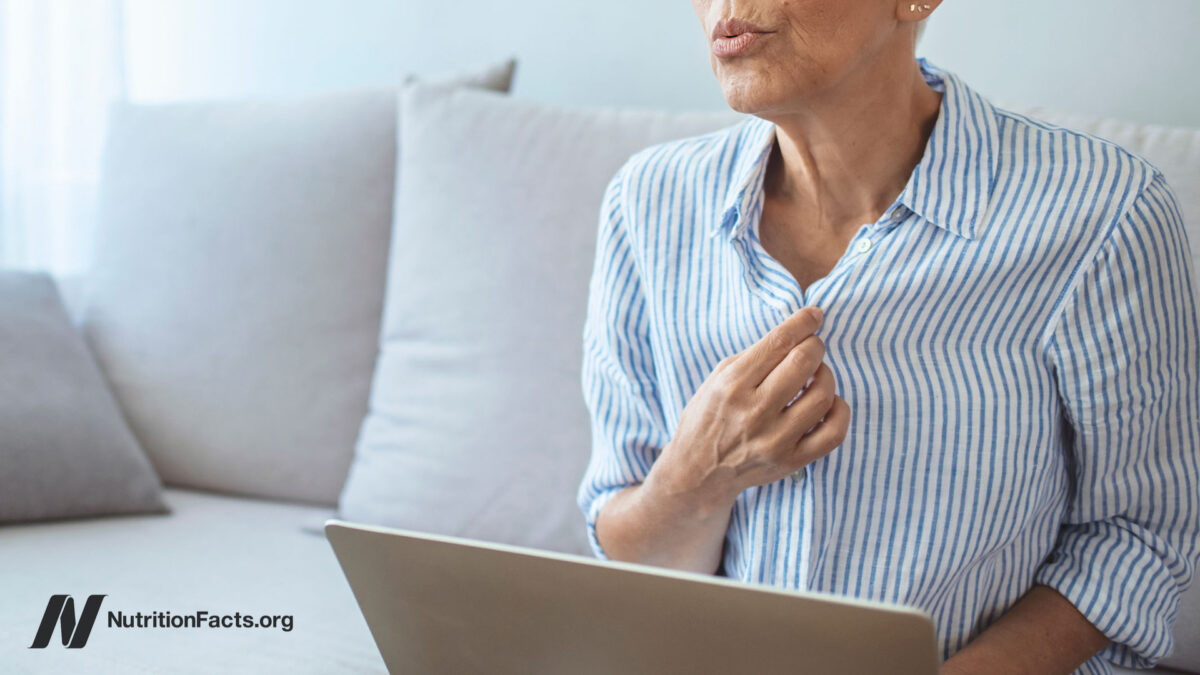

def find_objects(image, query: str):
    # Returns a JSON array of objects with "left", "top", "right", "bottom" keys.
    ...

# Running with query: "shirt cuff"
[
  {"left": 583, "top": 486, "right": 626, "bottom": 561},
  {"left": 1033, "top": 519, "right": 1190, "bottom": 669}
]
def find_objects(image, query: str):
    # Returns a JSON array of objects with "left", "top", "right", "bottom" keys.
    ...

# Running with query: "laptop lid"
[{"left": 325, "top": 520, "right": 940, "bottom": 675}]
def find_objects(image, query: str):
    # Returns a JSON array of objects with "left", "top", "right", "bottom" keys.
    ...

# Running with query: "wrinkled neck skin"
[{"left": 761, "top": 52, "right": 943, "bottom": 235}]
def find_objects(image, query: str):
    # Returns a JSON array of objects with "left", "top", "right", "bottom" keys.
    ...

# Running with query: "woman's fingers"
[
  {"left": 757, "top": 334, "right": 825, "bottom": 411},
  {"left": 776, "top": 361, "right": 836, "bottom": 433},
  {"left": 734, "top": 305, "right": 823, "bottom": 387},
  {"left": 790, "top": 395, "right": 851, "bottom": 465}
]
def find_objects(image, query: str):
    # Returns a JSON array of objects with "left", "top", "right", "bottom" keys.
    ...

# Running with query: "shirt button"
[
  {"left": 791, "top": 468, "right": 805, "bottom": 481},
  {"left": 855, "top": 238, "right": 872, "bottom": 253}
]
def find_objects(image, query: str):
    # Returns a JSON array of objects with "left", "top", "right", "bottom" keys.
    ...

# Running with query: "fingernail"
[{"left": 808, "top": 305, "right": 823, "bottom": 323}]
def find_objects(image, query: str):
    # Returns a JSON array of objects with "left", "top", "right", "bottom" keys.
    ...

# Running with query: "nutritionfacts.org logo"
[{"left": 29, "top": 594, "right": 294, "bottom": 649}]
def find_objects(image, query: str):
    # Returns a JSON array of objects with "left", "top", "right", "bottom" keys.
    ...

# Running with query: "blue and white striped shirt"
[{"left": 577, "top": 58, "right": 1200, "bottom": 673}]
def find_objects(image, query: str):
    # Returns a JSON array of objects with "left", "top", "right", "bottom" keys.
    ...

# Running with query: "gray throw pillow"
[
  {"left": 336, "top": 81, "right": 742, "bottom": 554},
  {"left": 0, "top": 272, "right": 166, "bottom": 523},
  {"left": 82, "top": 59, "right": 515, "bottom": 506}
]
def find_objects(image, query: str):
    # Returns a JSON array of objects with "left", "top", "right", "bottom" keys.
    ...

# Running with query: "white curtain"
[{"left": 0, "top": 0, "right": 125, "bottom": 276}]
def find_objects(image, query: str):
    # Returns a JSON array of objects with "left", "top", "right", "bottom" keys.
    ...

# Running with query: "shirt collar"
[{"left": 709, "top": 57, "right": 1000, "bottom": 242}]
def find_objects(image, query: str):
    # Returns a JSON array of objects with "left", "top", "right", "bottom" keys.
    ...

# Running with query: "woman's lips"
[{"left": 712, "top": 30, "right": 772, "bottom": 58}]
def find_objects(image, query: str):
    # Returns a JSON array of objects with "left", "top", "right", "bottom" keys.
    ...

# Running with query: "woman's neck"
[{"left": 761, "top": 56, "right": 943, "bottom": 235}]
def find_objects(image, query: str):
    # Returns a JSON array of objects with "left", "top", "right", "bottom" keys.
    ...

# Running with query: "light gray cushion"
[
  {"left": 0, "top": 489, "right": 380, "bottom": 672},
  {"left": 336, "top": 81, "right": 742, "bottom": 555},
  {"left": 82, "top": 60, "right": 515, "bottom": 506},
  {"left": 0, "top": 271, "right": 165, "bottom": 523}
]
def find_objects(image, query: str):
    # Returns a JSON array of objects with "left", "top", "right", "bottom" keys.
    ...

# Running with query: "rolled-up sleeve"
[
  {"left": 576, "top": 164, "right": 671, "bottom": 561},
  {"left": 1038, "top": 171, "right": 1200, "bottom": 668}
]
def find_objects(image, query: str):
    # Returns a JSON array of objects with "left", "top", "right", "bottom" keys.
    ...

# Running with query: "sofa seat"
[
  {"left": 1, "top": 489, "right": 385, "bottom": 674},
  {"left": 0, "top": 489, "right": 1186, "bottom": 674}
]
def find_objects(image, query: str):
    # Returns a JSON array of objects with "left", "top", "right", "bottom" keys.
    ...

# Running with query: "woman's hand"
[
  {"left": 645, "top": 305, "right": 850, "bottom": 506},
  {"left": 593, "top": 304, "right": 849, "bottom": 574}
]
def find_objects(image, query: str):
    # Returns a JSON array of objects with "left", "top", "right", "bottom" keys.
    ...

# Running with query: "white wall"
[
  {"left": 121, "top": 0, "right": 726, "bottom": 109},
  {"left": 919, "top": 0, "right": 1200, "bottom": 128},
  {"left": 123, "top": 0, "right": 1200, "bottom": 127}
]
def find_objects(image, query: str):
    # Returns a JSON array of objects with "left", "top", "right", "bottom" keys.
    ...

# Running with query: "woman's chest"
[
  {"left": 757, "top": 220, "right": 857, "bottom": 297},
  {"left": 641, "top": 227, "right": 1063, "bottom": 430},
  {"left": 755, "top": 197, "right": 874, "bottom": 297}
]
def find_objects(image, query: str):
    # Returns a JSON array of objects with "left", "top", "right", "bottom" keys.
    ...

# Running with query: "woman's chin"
[
  {"left": 715, "top": 67, "right": 791, "bottom": 114},
  {"left": 720, "top": 86, "right": 785, "bottom": 117}
]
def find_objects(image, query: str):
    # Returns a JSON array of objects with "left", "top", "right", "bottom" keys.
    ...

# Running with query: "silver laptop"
[{"left": 325, "top": 520, "right": 940, "bottom": 675}]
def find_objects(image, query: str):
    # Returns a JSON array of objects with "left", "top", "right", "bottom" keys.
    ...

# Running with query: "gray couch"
[{"left": 2, "top": 79, "right": 1198, "bottom": 674}]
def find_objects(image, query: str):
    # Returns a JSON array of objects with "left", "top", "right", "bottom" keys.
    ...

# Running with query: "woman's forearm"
[
  {"left": 940, "top": 584, "right": 1110, "bottom": 675},
  {"left": 593, "top": 453, "right": 738, "bottom": 575}
]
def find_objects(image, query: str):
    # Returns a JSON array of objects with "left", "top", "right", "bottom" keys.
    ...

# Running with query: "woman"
[{"left": 577, "top": 1, "right": 1200, "bottom": 673}]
